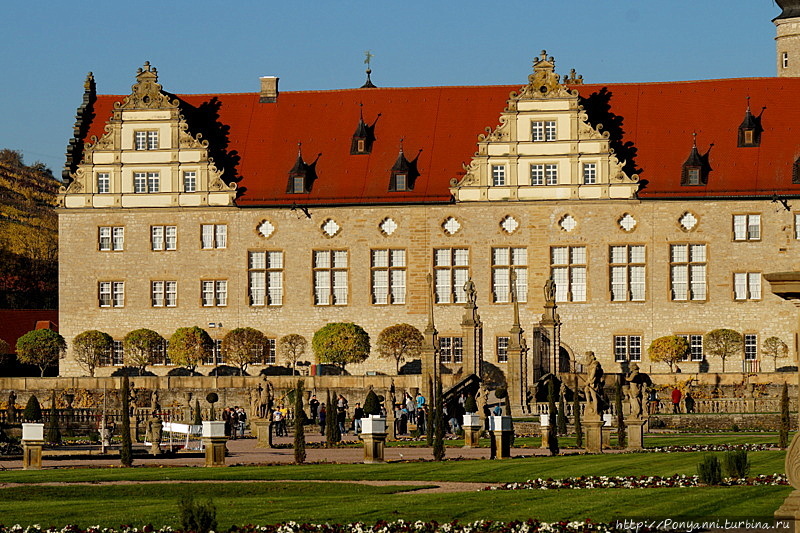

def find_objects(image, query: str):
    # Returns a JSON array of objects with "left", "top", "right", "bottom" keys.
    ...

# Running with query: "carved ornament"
[
  {"left": 115, "top": 62, "right": 178, "bottom": 111},
  {"left": 517, "top": 50, "right": 577, "bottom": 100}
]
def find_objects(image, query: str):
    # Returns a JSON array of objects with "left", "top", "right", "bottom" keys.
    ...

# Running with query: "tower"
[{"left": 775, "top": 0, "right": 800, "bottom": 76}]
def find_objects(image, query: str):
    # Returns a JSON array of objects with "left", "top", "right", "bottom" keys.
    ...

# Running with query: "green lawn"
[{"left": 0, "top": 482, "right": 790, "bottom": 528}]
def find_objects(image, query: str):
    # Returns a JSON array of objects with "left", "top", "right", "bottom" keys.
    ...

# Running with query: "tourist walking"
[
  {"left": 353, "top": 402, "right": 364, "bottom": 434},
  {"left": 671, "top": 387, "right": 682, "bottom": 414}
]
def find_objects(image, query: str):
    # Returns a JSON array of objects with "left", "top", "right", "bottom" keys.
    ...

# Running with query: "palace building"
[{"left": 57, "top": 2, "right": 800, "bottom": 409}]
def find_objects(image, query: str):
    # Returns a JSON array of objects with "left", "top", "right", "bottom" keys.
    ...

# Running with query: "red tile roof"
[
  {"left": 84, "top": 77, "right": 800, "bottom": 204},
  {"left": 0, "top": 310, "right": 58, "bottom": 353}
]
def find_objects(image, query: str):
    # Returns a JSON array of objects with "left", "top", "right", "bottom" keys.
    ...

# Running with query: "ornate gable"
[
  {"left": 60, "top": 63, "right": 235, "bottom": 209},
  {"left": 452, "top": 51, "right": 638, "bottom": 202}
]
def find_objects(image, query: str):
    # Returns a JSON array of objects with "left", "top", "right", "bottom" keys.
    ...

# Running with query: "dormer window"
[
  {"left": 350, "top": 107, "right": 378, "bottom": 155},
  {"left": 738, "top": 98, "right": 762, "bottom": 147},
  {"left": 389, "top": 144, "right": 419, "bottom": 192},
  {"left": 394, "top": 174, "right": 407, "bottom": 191},
  {"left": 286, "top": 144, "right": 318, "bottom": 194},
  {"left": 681, "top": 134, "right": 711, "bottom": 186},
  {"left": 292, "top": 176, "right": 305, "bottom": 193},
  {"left": 357, "top": 139, "right": 366, "bottom": 153}
]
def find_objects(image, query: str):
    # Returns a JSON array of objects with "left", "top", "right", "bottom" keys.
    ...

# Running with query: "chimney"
[{"left": 259, "top": 76, "right": 279, "bottom": 103}]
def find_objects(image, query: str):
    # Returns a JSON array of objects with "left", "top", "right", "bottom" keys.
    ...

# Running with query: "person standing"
[
  {"left": 353, "top": 402, "right": 364, "bottom": 434},
  {"left": 318, "top": 403, "right": 326, "bottom": 436},
  {"left": 309, "top": 394, "right": 320, "bottom": 423},
  {"left": 671, "top": 387, "right": 682, "bottom": 414}
]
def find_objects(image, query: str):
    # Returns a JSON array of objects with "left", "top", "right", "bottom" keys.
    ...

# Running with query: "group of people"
[
  {"left": 221, "top": 406, "right": 247, "bottom": 439},
  {"left": 393, "top": 391, "right": 428, "bottom": 435},
  {"left": 271, "top": 404, "right": 290, "bottom": 436},
  {"left": 646, "top": 387, "right": 695, "bottom": 415}
]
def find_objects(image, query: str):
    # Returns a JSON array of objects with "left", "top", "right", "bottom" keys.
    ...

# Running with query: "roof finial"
[
  {"left": 361, "top": 50, "right": 377, "bottom": 88},
  {"left": 399, "top": 137, "right": 405, "bottom": 154},
  {"left": 692, "top": 131, "right": 697, "bottom": 148}
]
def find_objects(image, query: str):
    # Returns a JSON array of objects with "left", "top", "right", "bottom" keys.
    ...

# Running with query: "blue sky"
[{"left": 0, "top": 1, "right": 781, "bottom": 174}]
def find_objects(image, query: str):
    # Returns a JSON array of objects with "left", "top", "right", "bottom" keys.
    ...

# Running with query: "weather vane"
[{"left": 364, "top": 50, "right": 374, "bottom": 69}]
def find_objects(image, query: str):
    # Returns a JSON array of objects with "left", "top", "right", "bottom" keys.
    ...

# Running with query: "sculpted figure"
[
  {"left": 151, "top": 390, "right": 160, "bottom": 411},
  {"left": 544, "top": 277, "right": 557, "bottom": 304},
  {"left": 184, "top": 392, "right": 193, "bottom": 422},
  {"left": 258, "top": 376, "right": 274, "bottom": 418},
  {"left": 626, "top": 363, "right": 643, "bottom": 418},
  {"left": 250, "top": 387, "right": 261, "bottom": 419},
  {"left": 463, "top": 278, "right": 477, "bottom": 305},
  {"left": 583, "top": 351, "right": 604, "bottom": 416},
  {"left": 7, "top": 391, "right": 16, "bottom": 424}
]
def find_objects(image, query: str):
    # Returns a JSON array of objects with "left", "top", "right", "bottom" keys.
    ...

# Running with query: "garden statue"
[
  {"left": 544, "top": 276, "right": 557, "bottom": 304},
  {"left": 7, "top": 391, "right": 16, "bottom": 424},
  {"left": 626, "top": 363, "right": 644, "bottom": 418},
  {"left": 147, "top": 411, "right": 162, "bottom": 454},
  {"left": 583, "top": 351, "right": 604, "bottom": 416},
  {"left": 184, "top": 392, "right": 193, "bottom": 422},
  {"left": 464, "top": 278, "right": 477, "bottom": 305},
  {"left": 257, "top": 376, "right": 274, "bottom": 418},
  {"left": 151, "top": 390, "right": 160, "bottom": 411},
  {"left": 250, "top": 387, "right": 260, "bottom": 419}
]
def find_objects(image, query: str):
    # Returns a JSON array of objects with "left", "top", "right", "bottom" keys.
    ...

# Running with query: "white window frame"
[
  {"left": 496, "top": 336, "right": 509, "bottom": 363},
  {"left": 550, "top": 246, "right": 587, "bottom": 302},
  {"left": 134, "top": 130, "right": 159, "bottom": 151},
  {"left": 97, "top": 172, "right": 110, "bottom": 194},
  {"left": 614, "top": 335, "right": 642, "bottom": 362},
  {"left": 734, "top": 272, "right": 762, "bottom": 301},
  {"left": 744, "top": 334, "right": 758, "bottom": 361},
  {"left": 583, "top": 163, "right": 597, "bottom": 185},
  {"left": 183, "top": 171, "right": 197, "bottom": 193},
  {"left": 609, "top": 245, "right": 646, "bottom": 302},
  {"left": 371, "top": 249, "right": 406, "bottom": 305},
  {"left": 439, "top": 337, "right": 464, "bottom": 364},
  {"left": 670, "top": 243, "right": 707, "bottom": 301},
  {"left": 434, "top": 248, "right": 469, "bottom": 304},
  {"left": 151, "top": 280, "right": 177, "bottom": 307},
  {"left": 491, "top": 165, "right": 506, "bottom": 187},
  {"left": 313, "top": 250, "right": 348, "bottom": 306},
  {"left": 530, "top": 164, "right": 544, "bottom": 186},
  {"left": 492, "top": 247, "right": 528, "bottom": 303},
  {"left": 732, "top": 214, "right": 761, "bottom": 241},
  {"left": 99, "top": 226, "right": 124, "bottom": 252},
  {"left": 151, "top": 225, "right": 177, "bottom": 251},
  {"left": 201, "top": 224, "right": 227, "bottom": 249},
  {"left": 201, "top": 280, "right": 227, "bottom": 307},
  {"left": 99, "top": 281, "right": 124, "bottom": 308},
  {"left": 677, "top": 334, "right": 704, "bottom": 362},
  {"left": 134, "top": 171, "right": 160, "bottom": 193},
  {"left": 248, "top": 250, "right": 284, "bottom": 306}
]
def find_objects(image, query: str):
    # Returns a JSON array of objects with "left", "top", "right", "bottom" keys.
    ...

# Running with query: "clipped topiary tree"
[
  {"left": 120, "top": 376, "right": 133, "bottom": 467},
  {"left": 363, "top": 389, "right": 381, "bottom": 416},
  {"left": 464, "top": 394, "right": 478, "bottom": 414},
  {"left": 557, "top": 390, "right": 568, "bottom": 436},
  {"left": 123, "top": 328, "right": 165, "bottom": 374},
  {"left": 376, "top": 323, "right": 424, "bottom": 374},
  {"left": 279, "top": 334, "right": 308, "bottom": 375},
  {"left": 46, "top": 392, "right": 61, "bottom": 445},
  {"left": 223, "top": 327, "right": 265, "bottom": 375},
  {"left": 293, "top": 379, "right": 306, "bottom": 464},
  {"left": 780, "top": 382, "right": 790, "bottom": 449},
  {"left": 705, "top": 329, "right": 744, "bottom": 373},
  {"left": 647, "top": 335, "right": 689, "bottom": 373},
  {"left": 72, "top": 330, "right": 113, "bottom": 377},
  {"left": 547, "top": 377, "right": 559, "bottom": 456},
  {"left": 23, "top": 395, "right": 42, "bottom": 422},
  {"left": 206, "top": 393, "right": 219, "bottom": 421},
  {"left": 763, "top": 336, "right": 790, "bottom": 371},
  {"left": 193, "top": 399, "right": 202, "bottom": 426},
  {"left": 168, "top": 326, "right": 213, "bottom": 372},
  {"left": 16, "top": 329, "right": 66, "bottom": 377},
  {"left": 312, "top": 323, "right": 370, "bottom": 373},
  {"left": 325, "top": 390, "right": 340, "bottom": 446}
]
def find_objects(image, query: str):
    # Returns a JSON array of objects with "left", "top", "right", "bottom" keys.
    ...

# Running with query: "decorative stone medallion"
[
  {"left": 443, "top": 216, "right": 461, "bottom": 235},
  {"left": 559, "top": 214, "right": 577, "bottom": 232},
  {"left": 679, "top": 212, "right": 698, "bottom": 231},
  {"left": 380, "top": 217, "right": 398, "bottom": 236},
  {"left": 321, "top": 219, "right": 341, "bottom": 237},
  {"left": 619, "top": 213, "right": 637, "bottom": 232},
  {"left": 501, "top": 215, "right": 519, "bottom": 234},
  {"left": 257, "top": 219, "right": 275, "bottom": 238}
]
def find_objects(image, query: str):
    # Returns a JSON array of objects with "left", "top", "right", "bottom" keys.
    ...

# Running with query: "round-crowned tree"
[
  {"left": 763, "top": 336, "right": 789, "bottom": 371},
  {"left": 168, "top": 327, "right": 213, "bottom": 372},
  {"left": 123, "top": 329, "right": 165, "bottom": 374},
  {"left": 647, "top": 335, "right": 689, "bottom": 372},
  {"left": 376, "top": 323, "right": 424, "bottom": 374},
  {"left": 16, "top": 329, "right": 66, "bottom": 377},
  {"left": 705, "top": 329, "right": 743, "bottom": 373},
  {"left": 72, "top": 330, "right": 113, "bottom": 377},
  {"left": 312, "top": 323, "right": 370, "bottom": 373},
  {"left": 279, "top": 334, "right": 308, "bottom": 375},
  {"left": 222, "top": 327, "right": 265, "bottom": 375}
]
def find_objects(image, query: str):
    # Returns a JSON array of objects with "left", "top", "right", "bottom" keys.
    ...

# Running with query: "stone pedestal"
[
  {"left": 463, "top": 414, "right": 481, "bottom": 448},
  {"left": 252, "top": 418, "right": 273, "bottom": 448},
  {"left": 627, "top": 418, "right": 646, "bottom": 450},
  {"left": 22, "top": 440, "right": 44, "bottom": 470},
  {"left": 489, "top": 416, "right": 512, "bottom": 459},
  {"left": 361, "top": 433, "right": 387, "bottom": 463},
  {"left": 584, "top": 418, "right": 604, "bottom": 453},
  {"left": 539, "top": 413, "right": 550, "bottom": 449},
  {"left": 202, "top": 421, "right": 227, "bottom": 467}
]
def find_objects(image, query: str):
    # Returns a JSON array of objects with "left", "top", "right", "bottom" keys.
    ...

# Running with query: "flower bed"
[
  {"left": 484, "top": 473, "right": 788, "bottom": 491},
  {"left": 0, "top": 519, "right": 637, "bottom": 533},
  {"left": 640, "top": 443, "right": 775, "bottom": 453}
]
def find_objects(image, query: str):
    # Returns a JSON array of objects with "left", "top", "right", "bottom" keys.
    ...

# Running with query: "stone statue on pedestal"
[
  {"left": 583, "top": 351, "right": 604, "bottom": 416},
  {"left": 626, "top": 363, "right": 643, "bottom": 418}
]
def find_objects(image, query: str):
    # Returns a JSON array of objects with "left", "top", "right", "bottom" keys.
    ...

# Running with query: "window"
[
  {"left": 371, "top": 249, "right": 406, "bottom": 305},
  {"left": 153, "top": 339, "right": 170, "bottom": 365},
  {"left": 583, "top": 163, "right": 597, "bottom": 184},
  {"left": 530, "top": 164, "right": 558, "bottom": 185},
  {"left": 734, "top": 272, "right": 762, "bottom": 301},
  {"left": 796, "top": 214, "right": 800, "bottom": 239},
  {"left": 733, "top": 214, "right": 761, "bottom": 241},
  {"left": 744, "top": 334, "right": 758, "bottom": 361},
  {"left": 670, "top": 244, "right": 707, "bottom": 301},
  {"left": 496, "top": 336, "right": 509, "bottom": 363},
  {"left": 134, "top": 172, "right": 160, "bottom": 193},
  {"left": 313, "top": 250, "right": 348, "bottom": 306},
  {"left": 97, "top": 173, "right": 110, "bottom": 194},
  {"left": 293, "top": 177, "right": 305, "bottom": 194},
  {"left": 98, "top": 227, "right": 124, "bottom": 251},
  {"left": 134, "top": 130, "right": 159, "bottom": 150},
  {"left": 249, "top": 251, "right": 284, "bottom": 306},
  {"left": 201, "top": 224, "right": 227, "bottom": 249},
  {"left": 609, "top": 245, "right": 646, "bottom": 302},
  {"left": 201, "top": 280, "right": 227, "bottom": 307},
  {"left": 678, "top": 334, "right": 704, "bottom": 362},
  {"left": 261, "top": 338, "right": 277, "bottom": 364},
  {"left": 439, "top": 337, "right": 463, "bottom": 364},
  {"left": 551, "top": 246, "right": 587, "bottom": 302},
  {"left": 183, "top": 171, "right": 196, "bottom": 193},
  {"left": 205, "top": 339, "right": 225, "bottom": 365},
  {"left": 614, "top": 335, "right": 642, "bottom": 362},
  {"left": 151, "top": 225, "right": 177, "bottom": 251},
  {"left": 152, "top": 281, "right": 177, "bottom": 307},
  {"left": 492, "top": 165, "right": 506, "bottom": 186},
  {"left": 394, "top": 173, "right": 407, "bottom": 191},
  {"left": 492, "top": 247, "right": 528, "bottom": 303},
  {"left": 99, "top": 281, "right": 124, "bottom": 308},
  {"left": 434, "top": 248, "right": 469, "bottom": 303},
  {"left": 687, "top": 168, "right": 700, "bottom": 185},
  {"left": 784, "top": 52, "right": 789, "bottom": 69},
  {"left": 111, "top": 340, "right": 124, "bottom": 366},
  {"left": 532, "top": 120, "right": 556, "bottom": 142}
]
